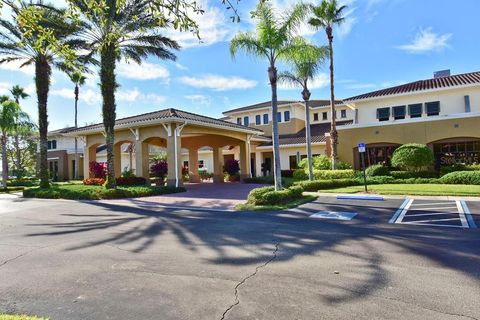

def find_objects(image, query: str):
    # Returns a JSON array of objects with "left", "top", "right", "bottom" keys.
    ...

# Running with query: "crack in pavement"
[{"left": 220, "top": 242, "right": 279, "bottom": 320}]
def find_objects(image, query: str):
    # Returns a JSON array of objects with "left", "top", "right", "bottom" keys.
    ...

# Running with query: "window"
[
  {"left": 313, "top": 113, "right": 319, "bottom": 121},
  {"left": 277, "top": 112, "right": 282, "bottom": 122},
  {"left": 47, "top": 140, "right": 57, "bottom": 150},
  {"left": 255, "top": 115, "right": 261, "bottom": 125},
  {"left": 243, "top": 116, "right": 249, "bottom": 126},
  {"left": 376, "top": 107, "right": 390, "bottom": 121},
  {"left": 198, "top": 160, "right": 205, "bottom": 169},
  {"left": 263, "top": 113, "right": 269, "bottom": 124},
  {"left": 426, "top": 101, "right": 440, "bottom": 116},
  {"left": 236, "top": 117, "right": 242, "bottom": 125},
  {"left": 408, "top": 103, "right": 422, "bottom": 118},
  {"left": 289, "top": 155, "right": 299, "bottom": 170},
  {"left": 392, "top": 105, "right": 406, "bottom": 120},
  {"left": 284, "top": 111, "right": 290, "bottom": 122},
  {"left": 341, "top": 109, "right": 347, "bottom": 118},
  {"left": 322, "top": 112, "right": 328, "bottom": 120}
]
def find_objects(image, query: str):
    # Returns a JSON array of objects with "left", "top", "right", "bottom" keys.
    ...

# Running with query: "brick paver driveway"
[{"left": 99, "top": 182, "right": 263, "bottom": 211}]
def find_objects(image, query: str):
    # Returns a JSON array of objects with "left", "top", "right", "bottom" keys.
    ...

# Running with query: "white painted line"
[
  {"left": 460, "top": 200, "right": 477, "bottom": 228},
  {"left": 456, "top": 200, "right": 469, "bottom": 228},
  {"left": 408, "top": 206, "right": 458, "bottom": 211},
  {"left": 394, "top": 199, "right": 414, "bottom": 224},
  {"left": 406, "top": 212, "right": 454, "bottom": 217},
  {"left": 409, "top": 217, "right": 461, "bottom": 224},
  {"left": 401, "top": 222, "right": 465, "bottom": 228},
  {"left": 409, "top": 202, "right": 455, "bottom": 206},
  {"left": 389, "top": 198, "right": 411, "bottom": 224}
]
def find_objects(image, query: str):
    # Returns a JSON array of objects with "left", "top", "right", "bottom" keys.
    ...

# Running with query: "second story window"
[
  {"left": 243, "top": 116, "right": 249, "bottom": 126},
  {"left": 263, "top": 113, "right": 269, "bottom": 124},
  {"left": 47, "top": 140, "right": 57, "bottom": 150},
  {"left": 313, "top": 113, "right": 319, "bottom": 121},
  {"left": 392, "top": 105, "right": 406, "bottom": 120},
  {"left": 277, "top": 112, "right": 282, "bottom": 123},
  {"left": 409, "top": 103, "right": 422, "bottom": 118},
  {"left": 426, "top": 101, "right": 440, "bottom": 116},
  {"left": 255, "top": 115, "right": 261, "bottom": 125},
  {"left": 322, "top": 112, "right": 328, "bottom": 120},
  {"left": 284, "top": 111, "right": 290, "bottom": 122},
  {"left": 236, "top": 117, "right": 242, "bottom": 125},
  {"left": 341, "top": 109, "right": 347, "bottom": 118},
  {"left": 377, "top": 107, "right": 390, "bottom": 122}
]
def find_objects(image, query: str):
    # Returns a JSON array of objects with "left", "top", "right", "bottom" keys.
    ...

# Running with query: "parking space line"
[
  {"left": 455, "top": 200, "right": 469, "bottom": 228},
  {"left": 408, "top": 206, "right": 457, "bottom": 211},
  {"left": 460, "top": 200, "right": 477, "bottom": 228},
  {"left": 409, "top": 202, "right": 455, "bottom": 207},
  {"left": 406, "top": 212, "right": 454, "bottom": 217},
  {"left": 409, "top": 217, "right": 461, "bottom": 223},
  {"left": 390, "top": 198, "right": 413, "bottom": 224},
  {"left": 402, "top": 222, "right": 465, "bottom": 228}
]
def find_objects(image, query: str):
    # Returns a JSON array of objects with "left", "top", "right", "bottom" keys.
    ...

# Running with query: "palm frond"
[
  {"left": 278, "top": 71, "right": 303, "bottom": 89},
  {"left": 230, "top": 32, "right": 267, "bottom": 59}
]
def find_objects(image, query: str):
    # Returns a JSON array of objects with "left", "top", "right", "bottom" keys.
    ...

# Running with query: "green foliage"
[
  {"left": 296, "top": 178, "right": 361, "bottom": 192},
  {"left": 365, "top": 164, "right": 391, "bottom": 177},
  {"left": 299, "top": 155, "right": 352, "bottom": 172},
  {"left": 439, "top": 171, "right": 480, "bottom": 185},
  {"left": 23, "top": 185, "right": 185, "bottom": 200},
  {"left": 391, "top": 144, "right": 434, "bottom": 171},
  {"left": 293, "top": 169, "right": 308, "bottom": 180},
  {"left": 313, "top": 169, "right": 354, "bottom": 180},
  {"left": 439, "top": 163, "right": 480, "bottom": 176},
  {"left": 198, "top": 170, "right": 213, "bottom": 181},
  {"left": 121, "top": 169, "right": 136, "bottom": 178},
  {"left": 390, "top": 171, "right": 438, "bottom": 179},
  {"left": 247, "top": 185, "right": 305, "bottom": 206}
]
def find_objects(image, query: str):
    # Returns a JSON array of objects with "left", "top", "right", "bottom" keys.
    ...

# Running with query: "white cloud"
[
  {"left": 174, "top": 62, "right": 188, "bottom": 71},
  {"left": 51, "top": 88, "right": 101, "bottom": 105},
  {"left": 345, "top": 83, "right": 376, "bottom": 89},
  {"left": 185, "top": 94, "right": 211, "bottom": 106},
  {"left": 337, "top": 8, "right": 357, "bottom": 39},
  {"left": 179, "top": 74, "right": 257, "bottom": 91},
  {"left": 0, "top": 82, "right": 11, "bottom": 95},
  {"left": 397, "top": 27, "right": 452, "bottom": 54},
  {"left": 0, "top": 59, "right": 35, "bottom": 76},
  {"left": 117, "top": 61, "right": 170, "bottom": 81},
  {"left": 278, "top": 73, "right": 329, "bottom": 90},
  {"left": 51, "top": 87, "right": 166, "bottom": 105}
]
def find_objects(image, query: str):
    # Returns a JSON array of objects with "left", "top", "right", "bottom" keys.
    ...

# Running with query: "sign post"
[{"left": 358, "top": 142, "right": 368, "bottom": 192}]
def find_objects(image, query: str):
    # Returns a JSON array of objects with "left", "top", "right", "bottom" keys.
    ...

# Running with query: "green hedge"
[
  {"left": 390, "top": 171, "right": 438, "bottom": 179},
  {"left": 365, "top": 164, "right": 391, "bottom": 177},
  {"left": 296, "top": 178, "right": 362, "bottom": 192},
  {"left": 313, "top": 169, "right": 355, "bottom": 180},
  {"left": 23, "top": 185, "right": 185, "bottom": 200},
  {"left": 439, "top": 171, "right": 480, "bottom": 185},
  {"left": 246, "top": 185, "right": 304, "bottom": 206}
]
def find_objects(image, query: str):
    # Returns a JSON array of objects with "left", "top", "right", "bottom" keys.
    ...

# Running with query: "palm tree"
[
  {"left": 230, "top": 1, "right": 308, "bottom": 191},
  {"left": 10, "top": 85, "right": 29, "bottom": 179},
  {"left": 0, "top": 1, "right": 80, "bottom": 188},
  {"left": 68, "top": 70, "right": 86, "bottom": 180},
  {"left": 309, "top": 0, "right": 347, "bottom": 170},
  {"left": 70, "top": 0, "right": 180, "bottom": 189},
  {"left": 0, "top": 97, "right": 25, "bottom": 187},
  {"left": 278, "top": 41, "right": 328, "bottom": 181}
]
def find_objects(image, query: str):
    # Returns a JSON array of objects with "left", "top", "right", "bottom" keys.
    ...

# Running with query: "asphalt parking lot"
[{"left": 0, "top": 194, "right": 479, "bottom": 320}]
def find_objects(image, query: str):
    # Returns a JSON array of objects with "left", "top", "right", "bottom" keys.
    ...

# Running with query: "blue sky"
[{"left": 1, "top": 0, "right": 479, "bottom": 130}]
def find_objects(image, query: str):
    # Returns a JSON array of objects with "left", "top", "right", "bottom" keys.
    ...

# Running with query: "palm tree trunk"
[
  {"left": 269, "top": 65, "right": 282, "bottom": 191},
  {"left": 304, "top": 98, "right": 314, "bottom": 181},
  {"left": 14, "top": 134, "right": 22, "bottom": 179},
  {"left": 328, "top": 35, "right": 338, "bottom": 170},
  {"left": 35, "top": 57, "right": 51, "bottom": 188},
  {"left": 100, "top": 44, "right": 117, "bottom": 189},
  {"left": 74, "top": 85, "right": 79, "bottom": 180},
  {"left": 1, "top": 135, "right": 8, "bottom": 188}
]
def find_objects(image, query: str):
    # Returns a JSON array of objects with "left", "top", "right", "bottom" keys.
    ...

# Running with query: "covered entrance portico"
[{"left": 69, "top": 109, "right": 263, "bottom": 187}]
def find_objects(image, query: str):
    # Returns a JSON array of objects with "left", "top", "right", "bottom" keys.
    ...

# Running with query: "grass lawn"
[
  {"left": 235, "top": 195, "right": 317, "bottom": 211},
  {"left": 319, "top": 184, "right": 480, "bottom": 196},
  {"left": 23, "top": 184, "right": 185, "bottom": 200},
  {"left": 0, "top": 315, "right": 47, "bottom": 320}
]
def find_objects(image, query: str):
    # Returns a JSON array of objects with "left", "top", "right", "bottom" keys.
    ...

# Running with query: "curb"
[{"left": 306, "top": 192, "right": 480, "bottom": 202}]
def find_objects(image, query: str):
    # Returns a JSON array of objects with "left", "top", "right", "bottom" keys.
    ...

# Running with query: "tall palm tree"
[
  {"left": 0, "top": 97, "right": 25, "bottom": 187},
  {"left": 0, "top": 1, "right": 80, "bottom": 188},
  {"left": 278, "top": 41, "right": 328, "bottom": 181},
  {"left": 309, "top": 0, "right": 347, "bottom": 170},
  {"left": 10, "top": 85, "right": 29, "bottom": 179},
  {"left": 230, "top": 1, "right": 308, "bottom": 191},
  {"left": 70, "top": 0, "right": 180, "bottom": 189},
  {"left": 68, "top": 70, "right": 86, "bottom": 180}
]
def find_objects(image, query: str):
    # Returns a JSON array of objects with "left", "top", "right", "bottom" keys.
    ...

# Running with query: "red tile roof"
[{"left": 344, "top": 71, "right": 480, "bottom": 102}]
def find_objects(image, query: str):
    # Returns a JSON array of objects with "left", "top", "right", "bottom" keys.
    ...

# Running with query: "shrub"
[
  {"left": 247, "top": 186, "right": 275, "bottom": 204},
  {"left": 467, "top": 164, "right": 480, "bottom": 171},
  {"left": 247, "top": 185, "right": 304, "bottom": 206},
  {"left": 116, "top": 176, "right": 147, "bottom": 186},
  {"left": 83, "top": 178, "right": 105, "bottom": 186},
  {"left": 150, "top": 160, "right": 168, "bottom": 180},
  {"left": 293, "top": 169, "right": 308, "bottom": 180},
  {"left": 365, "top": 164, "right": 391, "bottom": 177},
  {"left": 296, "top": 178, "right": 361, "bottom": 192},
  {"left": 121, "top": 169, "right": 136, "bottom": 178},
  {"left": 199, "top": 170, "right": 213, "bottom": 180},
  {"left": 313, "top": 169, "right": 355, "bottom": 180},
  {"left": 439, "top": 171, "right": 480, "bottom": 185},
  {"left": 224, "top": 159, "right": 240, "bottom": 176},
  {"left": 298, "top": 155, "right": 352, "bottom": 171},
  {"left": 281, "top": 169, "right": 295, "bottom": 178},
  {"left": 391, "top": 171, "right": 438, "bottom": 179},
  {"left": 391, "top": 144, "right": 434, "bottom": 171},
  {"left": 89, "top": 161, "right": 106, "bottom": 179}
]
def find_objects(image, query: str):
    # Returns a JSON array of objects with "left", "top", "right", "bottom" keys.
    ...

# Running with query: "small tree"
[
  {"left": 151, "top": 160, "right": 168, "bottom": 182},
  {"left": 391, "top": 144, "right": 434, "bottom": 172},
  {"left": 89, "top": 161, "right": 107, "bottom": 179},
  {"left": 224, "top": 159, "right": 240, "bottom": 181}
]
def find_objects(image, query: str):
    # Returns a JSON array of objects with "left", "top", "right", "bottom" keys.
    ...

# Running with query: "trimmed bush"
[
  {"left": 299, "top": 155, "right": 352, "bottom": 171},
  {"left": 439, "top": 171, "right": 480, "bottom": 185},
  {"left": 247, "top": 185, "right": 304, "bottom": 206},
  {"left": 296, "top": 178, "right": 361, "bottom": 192},
  {"left": 313, "top": 169, "right": 355, "bottom": 180},
  {"left": 365, "top": 164, "right": 391, "bottom": 177},
  {"left": 293, "top": 169, "right": 308, "bottom": 180},
  {"left": 199, "top": 170, "right": 213, "bottom": 180},
  {"left": 390, "top": 171, "right": 437, "bottom": 179},
  {"left": 391, "top": 144, "right": 434, "bottom": 171},
  {"left": 116, "top": 176, "right": 147, "bottom": 186},
  {"left": 83, "top": 178, "right": 105, "bottom": 186}
]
